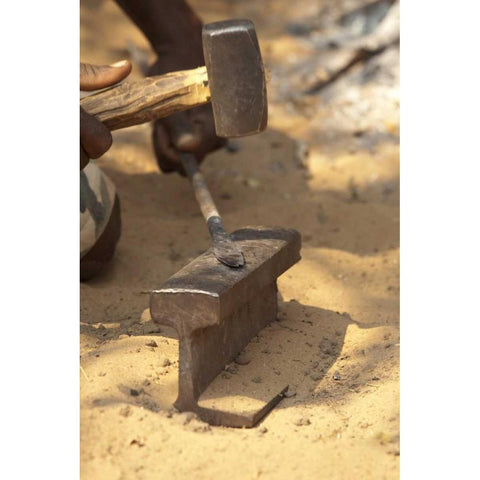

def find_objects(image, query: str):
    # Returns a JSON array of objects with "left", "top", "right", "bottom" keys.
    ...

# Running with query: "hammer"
[{"left": 81, "top": 19, "right": 267, "bottom": 267}]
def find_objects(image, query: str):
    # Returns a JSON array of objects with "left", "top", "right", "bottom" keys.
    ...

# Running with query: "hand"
[
  {"left": 148, "top": 56, "right": 226, "bottom": 176},
  {"left": 114, "top": 0, "right": 225, "bottom": 174},
  {"left": 80, "top": 60, "right": 132, "bottom": 170}
]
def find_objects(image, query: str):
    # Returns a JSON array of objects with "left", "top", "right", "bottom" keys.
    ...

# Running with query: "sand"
[{"left": 80, "top": 1, "right": 399, "bottom": 478}]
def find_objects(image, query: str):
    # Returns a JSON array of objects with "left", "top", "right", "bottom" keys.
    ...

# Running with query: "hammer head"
[{"left": 202, "top": 20, "right": 268, "bottom": 138}]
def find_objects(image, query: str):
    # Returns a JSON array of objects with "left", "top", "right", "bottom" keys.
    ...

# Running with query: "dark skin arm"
[
  {"left": 115, "top": 0, "right": 204, "bottom": 59},
  {"left": 115, "top": 0, "right": 225, "bottom": 174}
]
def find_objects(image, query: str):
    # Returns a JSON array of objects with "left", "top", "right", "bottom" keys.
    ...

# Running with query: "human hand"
[
  {"left": 148, "top": 56, "right": 226, "bottom": 176},
  {"left": 113, "top": 0, "right": 225, "bottom": 174},
  {"left": 80, "top": 60, "right": 132, "bottom": 170}
]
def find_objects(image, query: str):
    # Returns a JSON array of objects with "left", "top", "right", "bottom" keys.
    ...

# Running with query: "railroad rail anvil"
[{"left": 150, "top": 227, "right": 301, "bottom": 427}]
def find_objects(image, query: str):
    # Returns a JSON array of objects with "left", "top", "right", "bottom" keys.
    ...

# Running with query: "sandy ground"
[{"left": 80, "top": 1, "right": 399, "bottom": 478}]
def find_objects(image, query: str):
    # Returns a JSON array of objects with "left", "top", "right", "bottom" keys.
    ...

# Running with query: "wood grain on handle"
[{"left": 80, "top": 66, "right": 210, "bottom": 131}]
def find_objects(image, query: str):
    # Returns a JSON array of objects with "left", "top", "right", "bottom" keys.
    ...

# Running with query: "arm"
[
  {"left": 115, "top": 0, "right": 225, "bottom": 175},
  {"left": 115, "top": 0, "right": 203, "bottom": 66}
]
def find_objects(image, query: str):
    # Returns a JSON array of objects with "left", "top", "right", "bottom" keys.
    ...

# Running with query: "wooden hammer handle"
[{"left": 80, "top": 66, "right": 210, "bottom": 131}]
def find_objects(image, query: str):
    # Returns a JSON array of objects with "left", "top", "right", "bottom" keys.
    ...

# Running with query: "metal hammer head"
[{"left": 202, "top": 19, "right": 268, "bottom": 138}]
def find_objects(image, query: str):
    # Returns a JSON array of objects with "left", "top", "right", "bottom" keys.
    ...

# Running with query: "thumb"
[
  {"left": 165, "top": 112, "right": 202, "bottom": 152},
  {"left": 80, "top": 60, "right": 132, "bottom": 91}
]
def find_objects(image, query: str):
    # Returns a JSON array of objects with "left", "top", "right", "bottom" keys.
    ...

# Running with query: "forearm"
[{"left": 115, "top": 0, "right": 204, "bottom": 68}]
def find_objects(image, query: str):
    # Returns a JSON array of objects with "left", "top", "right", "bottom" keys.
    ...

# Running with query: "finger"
[
  {"left": 152, "top": 121, "right": 180, "bottom": 167},
  {"left": 80, "top": 60, "right": 132, "bottom": 91},
  {"left": 191, "top": 112, "right": 218, "bottom": 152},
  {"left": 80, "top": 107, "right": 112, "bottom": 159},
  {"left": 188, "top": 106, "right": 226, "bottom": 159},
  {"left": 80, "top": 145, "right": 89, "bottom": 170},
  {"left": 165, "top": 112, "right": 202, "bottom": 152}
]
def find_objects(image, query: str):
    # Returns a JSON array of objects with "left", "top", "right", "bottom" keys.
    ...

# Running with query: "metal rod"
[{"left": 180, "top": 153, "right": 245, "bottom": 268}]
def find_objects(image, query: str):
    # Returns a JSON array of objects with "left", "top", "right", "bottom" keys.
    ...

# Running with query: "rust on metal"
[{"left": 150, "top": 227, "right": 301, "bottom": 427}]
